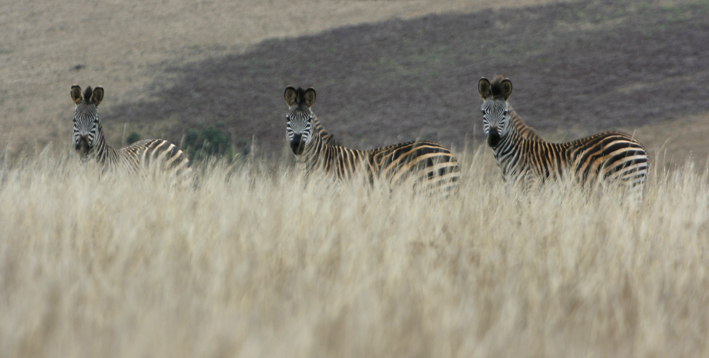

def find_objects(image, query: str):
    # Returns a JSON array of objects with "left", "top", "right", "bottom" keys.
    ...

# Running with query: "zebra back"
[
  {"left": 368, "top": 140, "right": 460, "bottom": 192},
  {"left": 563, "top": 131, "right": 647, "bottom": 188},
  {"left": 119, "top": 139, "right": 192, "bottom": 180}
]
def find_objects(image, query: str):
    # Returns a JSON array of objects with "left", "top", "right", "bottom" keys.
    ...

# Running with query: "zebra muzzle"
[
  {"left": 75, "top": 135, "right": 90, "bottom": 155},
  {"left": 290, "top": 134, "right": 305, "bottom": 155},
  {"left": 290, "top": 141, "right": 305, "bottom": 155},
  {"left": 487, "top": 129, "right": 500, "bottom": 147}
]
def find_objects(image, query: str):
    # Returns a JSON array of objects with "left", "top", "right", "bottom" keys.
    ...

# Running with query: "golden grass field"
[{"left": 1, "top": 147, "right": 708, "bottom": 357}]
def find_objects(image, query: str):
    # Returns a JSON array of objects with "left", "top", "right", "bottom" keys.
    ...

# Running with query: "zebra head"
[
  {"left": 284, "top": 86, "right": 316, "bottom": 156},
  {"left": 71, "top": 85, "right": 104, "bottom": 158},
  {"left": 478, "top": 76, "right": 513, "bottom": 148}
]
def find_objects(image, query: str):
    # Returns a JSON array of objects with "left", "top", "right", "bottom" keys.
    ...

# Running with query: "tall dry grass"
[{"left": 0, "top": 146, "right": 708, "bottom": 357}]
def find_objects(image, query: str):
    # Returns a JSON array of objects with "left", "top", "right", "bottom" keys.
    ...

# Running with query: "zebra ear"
[
  {"left": 499, "top": 79, "right": 513, "bottom": 100},
  {"left": 303, "top": 88, "right": 316, "bottom": 108},
  {"left": 478, "top": 78, "right": 491, "bottom": 99},
  {"left": 90, "top": 86, "right": 104, "bottom": 106},
  {"left": 284, "top": 86, "right": 298, "bottom": 106},
  {"left": 71, "top": 85, "right": 83, "bottom": 105}
]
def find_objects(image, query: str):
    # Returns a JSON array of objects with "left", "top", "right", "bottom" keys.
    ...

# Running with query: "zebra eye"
[{"left": 503, "top": 110, "right": 509, "bottom": 116}]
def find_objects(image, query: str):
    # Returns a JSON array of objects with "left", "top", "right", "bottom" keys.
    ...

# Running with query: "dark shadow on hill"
[{"left": 108, "top": 0, "right": 709, "bottom": 157}]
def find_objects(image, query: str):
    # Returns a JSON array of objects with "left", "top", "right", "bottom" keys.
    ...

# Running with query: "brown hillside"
[
  {"left": 106, "top": 0, "right": 709, "bottom": 168},
  {"left": 0, "top": 0, "right": 560, "bottom": 154}
]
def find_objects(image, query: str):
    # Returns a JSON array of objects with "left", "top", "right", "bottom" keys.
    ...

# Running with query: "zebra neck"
[
  {"left": 91, "top": 128, "right": 118, "bottom": 165},
  {"left": 311, "top": 117, "right": 338, "bottom": 146},
  {"left": 508, "top": 104, "right": 541, "bottom": 141},
  {"left": 493, "top": 125, "right": 533, "bottom": 172},
  {"left": 311, "top": 117, "right": 328, "bottom": 136},
  {"left": 508, "top": 105, "right": 526, "bottom": 130},
  {"left": 302, "top": 132, "right": 366, "bottom": 177},
  {"left": 302, "top": 134, "right": 332, "bottom": 172}
]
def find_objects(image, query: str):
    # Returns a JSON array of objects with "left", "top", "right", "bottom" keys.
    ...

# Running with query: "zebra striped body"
[
  {"left": 71, "top": 85, "right": 191, "bottom": 179},
  {"left": 284, "top": 86, "right": 460, "bottom": 191},
  {"left": 478, "top": 76, "right": 648, "bottom": 192}
]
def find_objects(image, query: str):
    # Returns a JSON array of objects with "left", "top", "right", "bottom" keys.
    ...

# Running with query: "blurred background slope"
[{"left": 2, "top": 0, "right": 708, "bottom": 168}]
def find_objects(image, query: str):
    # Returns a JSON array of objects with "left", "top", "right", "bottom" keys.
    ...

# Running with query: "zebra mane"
[
  {"left": 83, "top": 86, "right": 93, "bottom": 103},
  {"left": 295, "top": 87, "right": 306, "bottom": 105},
  {"left": 489, "top": 75, "right": 508, "bottom": 99}
]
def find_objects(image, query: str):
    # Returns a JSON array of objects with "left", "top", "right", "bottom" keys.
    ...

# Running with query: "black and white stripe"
[
  {"left": 478, "top": 76, "right": 648, "bottom": 193},
  {"left": 71, "top": 85, "right": 191, "bottom": 179},
  {"left": 284, "top": 86, "right": 460, "bottom": 191}
]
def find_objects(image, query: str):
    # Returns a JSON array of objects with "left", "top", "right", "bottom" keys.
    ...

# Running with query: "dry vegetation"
[{"left": 1, "top": 147, "right": 708, "bottom": 357}]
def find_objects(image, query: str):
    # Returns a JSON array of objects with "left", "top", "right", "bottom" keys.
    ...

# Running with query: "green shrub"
[
  {"left": 182, "top": 125, "right": 236, "bottom": 162},
  {"left": 126, "top": 132, "right": 141, "bottom": 145}
]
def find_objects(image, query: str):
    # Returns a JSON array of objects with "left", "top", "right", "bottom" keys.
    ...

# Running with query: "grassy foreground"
[{"left": 1, "top": 147, "right": 708, "bottom": 357}]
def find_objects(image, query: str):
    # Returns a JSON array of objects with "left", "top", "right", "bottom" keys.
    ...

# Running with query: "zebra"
[
  {"left": 71, "top": 85, "right": 191, "bottom": 179},
  {"left": 477, "top": 76, "right": 648, "bottom": 194},
  {"left": 284, "top": 86, "right": 460, "bottom": 192}
]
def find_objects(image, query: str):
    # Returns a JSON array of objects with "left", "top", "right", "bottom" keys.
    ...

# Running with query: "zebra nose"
[
  {"left": 290, "top": 134, "right": 305, "bottom": 155},
  {"left": 76, "top": 134, "right": 89, "bottom": 144},
  {"left": 487, "top": 127, "right": 500, "bottom": 147},
  {"left": 76, "top": 135, "right": 90, "bottom": 153}
]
